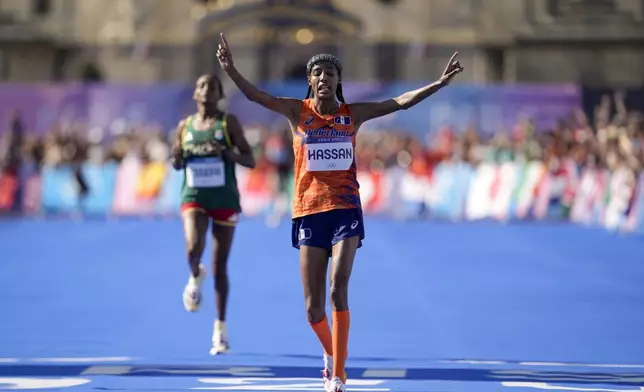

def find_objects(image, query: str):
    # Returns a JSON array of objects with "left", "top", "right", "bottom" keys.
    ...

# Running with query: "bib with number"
[
  {"left": 186, "top": 157, "right": 225, "bottom": 188},
  {"left": 306, "top": 138, "right": 354, "bottom": 172}
]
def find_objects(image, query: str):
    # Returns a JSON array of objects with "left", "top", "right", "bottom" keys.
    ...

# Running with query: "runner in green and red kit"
[{"left": 171, "top": 73, "right": 255, "bottom": 355}]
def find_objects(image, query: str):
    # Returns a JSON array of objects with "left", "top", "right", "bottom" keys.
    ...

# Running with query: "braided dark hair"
[{"left": 305, "top": 54, "right": 345, "bottom": 103}]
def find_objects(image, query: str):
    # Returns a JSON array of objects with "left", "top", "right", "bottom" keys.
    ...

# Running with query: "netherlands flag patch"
[{"left": 334, "top": 116, "right": 351, "bottom": 126}]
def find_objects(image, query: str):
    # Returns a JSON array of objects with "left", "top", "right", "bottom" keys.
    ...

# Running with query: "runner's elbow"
[{"left": 170, "top": 156, "right": 183, "bottom": 170}]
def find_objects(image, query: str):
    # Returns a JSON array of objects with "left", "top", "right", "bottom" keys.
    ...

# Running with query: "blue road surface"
[{"left": 1, "top": 218, "right": 644, "bottom": 391}]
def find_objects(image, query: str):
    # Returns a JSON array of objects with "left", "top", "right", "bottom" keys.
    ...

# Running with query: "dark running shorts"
[
  {"left": 291, "top": 208, "right": 365, "bottom": 252},
  {"left": 181, "top": 203, "right": 240, "bottom": 226}
]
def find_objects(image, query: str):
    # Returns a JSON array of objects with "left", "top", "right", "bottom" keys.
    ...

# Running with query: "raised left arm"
[
  {"left": 223, "top": 114, "right": 256, "bottom": 169},
  {"left": 350, "top": 52, "right": 463, "bottom": 128}
]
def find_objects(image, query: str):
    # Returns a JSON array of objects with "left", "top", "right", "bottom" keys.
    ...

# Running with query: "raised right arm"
[
  {"left": 226, "top": 66, "right": 302, "bottom": 122},
  {"left": 217, "top": 33, "right": 301, "bottom": 124}
]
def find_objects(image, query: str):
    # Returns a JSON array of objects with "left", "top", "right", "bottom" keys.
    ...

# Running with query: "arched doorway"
[{"left": 196, "top": 1, "right": 361, "bottom": 82}]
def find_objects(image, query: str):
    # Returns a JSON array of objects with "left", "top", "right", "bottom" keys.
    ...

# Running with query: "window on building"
[
  {"left": 375, "top": 42, "right": 399, "bottom": 81},
  {"left": 0, "top": 49, "right": 6, "bottom": 80},
  {"left": 486, "top": 48, "right": 504, "bottom": 82},
  {"left": 285, "top": 62, "right": 307, "bottom": 81},
  {"left": 375, "top": 0, "right": 399, "bottom": 5},
  {"left": 32, "top": 0, "right": 51, "bottom": 16},
  {"left": 81, "top": 63, "right": 104, "bottom": 83}
]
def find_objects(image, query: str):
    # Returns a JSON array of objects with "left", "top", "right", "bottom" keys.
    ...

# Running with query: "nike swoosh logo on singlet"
[{"left": 295, "top": 129, "right": 309, "bottom": 146}]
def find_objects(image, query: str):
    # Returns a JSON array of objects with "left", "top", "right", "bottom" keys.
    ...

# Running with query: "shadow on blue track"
[{"left": 2, "top": 362, "right": 644, "bottom": 386}]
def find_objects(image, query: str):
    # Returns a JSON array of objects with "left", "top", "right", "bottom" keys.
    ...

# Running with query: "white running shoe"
[
  {"left": 183, "top": 265, "right": 206, "bottom": 312},
  {"left": 322, "top": 354, "right": 332, "bottom": 388},
  {"left": 210, "top": 320, "right": 230, "bottom": 355},
  {"left": 326, "top": 376, "right": 347, "bottom": 392}
]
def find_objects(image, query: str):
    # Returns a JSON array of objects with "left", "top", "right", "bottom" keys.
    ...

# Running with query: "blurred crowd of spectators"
[
  {"left": 351, "top": 91, "right": 643, "bottom": 181},
  {"left": 1, "top": 92, "right": 642, "bottom": 187}
]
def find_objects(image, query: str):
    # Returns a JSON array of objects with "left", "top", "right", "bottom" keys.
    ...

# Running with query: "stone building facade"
[{"left": 0, "top": 0, "right": 642, "bottom": 86}]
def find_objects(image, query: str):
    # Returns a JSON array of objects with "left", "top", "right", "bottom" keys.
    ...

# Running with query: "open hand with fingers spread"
[
  {"left": 217, "top": 33, "right": 234, "bottom": 72},
  {"left": 440, "top": 52, "right": 464, "bottom": 85}
]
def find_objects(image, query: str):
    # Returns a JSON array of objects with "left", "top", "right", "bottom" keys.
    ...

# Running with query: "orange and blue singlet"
[
  {"left": 291, "top": 99, "right": 361, "bottom": 218},
  {"left": 290, "top": 99, "right": 364, "bottom": 251}
]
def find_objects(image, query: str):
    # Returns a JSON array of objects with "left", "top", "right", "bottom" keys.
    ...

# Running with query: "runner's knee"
[{"left": 306, "top": 300, "right": 326, "bottom": 324}]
